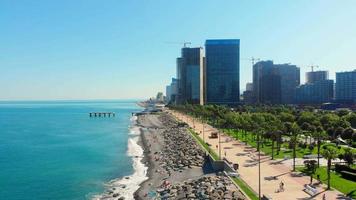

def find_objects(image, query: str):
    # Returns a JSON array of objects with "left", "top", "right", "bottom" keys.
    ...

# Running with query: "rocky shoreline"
[
  {"left": 157, "top": 175, "right": 244, "bottom": 199},
  {"left": 158, "top": 114, "right": 205, "bottom": 173},
  {"left": 133, "top": 112, "right": 246, "bottom": 200},
  {"left": 94, "top": 111, "right": 246, "bottom": 200}
]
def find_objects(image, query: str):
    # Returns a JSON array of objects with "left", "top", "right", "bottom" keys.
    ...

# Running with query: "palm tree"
[
  {"left": 321, "top": 146, "right": 338, "bottom": 190},
  {"left": 313, "top": 126, "right": 326, "bottom": 167},
  {"left": 342, "top": 148, "right": 355, "bottom": 167},
  {"left": 304, "top": 160, "right": 317, "bottom": 184},
  {"left": 270, "top": 130, "right": 282, "bottom": 160},
  {"left": 290, "top": 123, "right": 301, "bottom": 171},
  {"left": 301, "top": 122, "right": 311, "bottom": 143}
]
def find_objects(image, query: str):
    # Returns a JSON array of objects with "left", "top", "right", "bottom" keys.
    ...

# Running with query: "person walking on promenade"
[{"left": 279, "top": 181, "right": 285, "bottom": 192}]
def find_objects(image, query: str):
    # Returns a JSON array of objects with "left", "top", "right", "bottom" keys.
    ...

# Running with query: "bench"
[
  {"left": 303, "top": 184, "right": 318, "bottom": 196},
  {"left": 303, "top": 154, "right": 321, "bottom": 159},
  {"left": 262, "top": 194, "right": 272, "bottom": 200}
]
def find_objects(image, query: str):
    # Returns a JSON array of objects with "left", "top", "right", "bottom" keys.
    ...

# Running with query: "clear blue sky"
[{"left": 1, "top": 0, "right": 355, "bottom": 100}]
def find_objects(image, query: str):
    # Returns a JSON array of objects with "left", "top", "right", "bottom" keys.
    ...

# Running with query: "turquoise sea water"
[{"left": 0, "top": 100, "right": 142, "bottom": 200}]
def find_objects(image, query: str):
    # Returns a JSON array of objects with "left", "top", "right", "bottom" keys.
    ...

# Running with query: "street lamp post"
[
  {"left": 202, "top": 119, "right": 205, "bottom": 142},
  {"left": 219, "top": 130, "right": 222, "bottom": 160},
  {"left": 258, "top": 131, "right": 261, "bottom": 200}
]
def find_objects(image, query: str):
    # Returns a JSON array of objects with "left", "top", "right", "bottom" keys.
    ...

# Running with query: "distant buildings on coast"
[{"left": 164, "top": 39, "right": 356, "bottom": 107}]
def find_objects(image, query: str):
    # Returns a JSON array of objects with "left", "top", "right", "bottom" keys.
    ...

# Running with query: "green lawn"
[
  {"left": 223, "top": 129, "right": 351, "bottom": 160},
  {"left": 297, "top": 167, "right": 356, "bottom": 198},
  {"left": 232, "top": 177, "right": 259, "bottom": 200},
  {"left": 188, "top": 128, "right": 219, "bottom": 160}
]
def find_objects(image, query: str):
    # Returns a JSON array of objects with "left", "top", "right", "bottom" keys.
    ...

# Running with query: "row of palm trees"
[{"left": 170, "top": 104, "right": 355, "bottom": 191}]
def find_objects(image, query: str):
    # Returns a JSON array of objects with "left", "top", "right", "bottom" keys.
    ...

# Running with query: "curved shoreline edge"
[
  {"left": 92, "top": 114, "right": 149, "bottom": 200},
  {"left": 133, "top": 119, "right": 154, "bottom": 200}
]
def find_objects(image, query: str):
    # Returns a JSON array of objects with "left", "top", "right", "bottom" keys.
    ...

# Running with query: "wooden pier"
[{"left": 89, "top": 112, "right": 115, "bottom": 117}]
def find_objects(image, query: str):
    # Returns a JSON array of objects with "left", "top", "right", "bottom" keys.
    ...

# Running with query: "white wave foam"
[
  {"left": 129, "top": 126, "right": 141, "bottom": 136},
  {"left": 92, "top": 115, "right": 148, "bottom": 200}
]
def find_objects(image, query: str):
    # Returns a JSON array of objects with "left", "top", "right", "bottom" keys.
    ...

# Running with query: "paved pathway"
[{"left": 168, "top": 110, "right": 349, "bottom": 200}]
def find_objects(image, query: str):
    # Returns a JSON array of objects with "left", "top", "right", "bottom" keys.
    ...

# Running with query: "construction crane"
[
  {"left": 165, "top": 41, "right": 192, "bottom": 48},
  {"left": 242, "top": 57, "right": 261, "bottom": 66},
  {"left": 309, "top": 65, "right": 319, "bottom": 72}
]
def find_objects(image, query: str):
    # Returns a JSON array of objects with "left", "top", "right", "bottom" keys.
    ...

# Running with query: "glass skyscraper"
[
  {"left": 336, "top": 70, "right": 356, "bottom": 103},
  {"left": 176, "top": 47, "right": 203, "bottom": 104},
  {"left": 253, "top": 61, "right": 300, "bottom": 104},
  {"left": 205, "top": 39, "right": 240, "bottom": 105}
]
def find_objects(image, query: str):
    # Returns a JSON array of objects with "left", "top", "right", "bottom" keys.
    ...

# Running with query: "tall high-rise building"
[
  {"left": 276, "top": 64, "right": 300, "bottom": 104},
  {"left": 166, "top": 78, "right": 178, "bottom": 104},
  {"left": 200, "top": 56, "right": 206, "bottom": 105},
  {"left": 166, "top": 85, "right": 171, "bottom": 102},
  {"left": 205, "top": 39, "right": 240, "bottom": 105},
  {"left": 243, "top": 82, "right": 254, "bottom": 104},
  {"left": 246, "top": 83, "right": 253, "bottom": 91},
  {"left": 336, "top": 70, "right": 356, "bottom": 103},
  {"left": 296, "top": 80, "right": 334, "bottom": 104},
  {"left": 306, "top": 71, "right": 328, "bottom": 84},
  {"left": 253, "top": 61, "right": 300, "bottom": 104},
  {"left": 176, "top": 47, "right": 203, "bottom": 104},
  {"left": 253, "top": 61, "right": 275, "bottom": 103}
]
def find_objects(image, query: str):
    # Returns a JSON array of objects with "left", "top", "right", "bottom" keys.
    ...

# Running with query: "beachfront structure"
[
  {"left": 296, "top": 80, "right": 334, "bottom": 104},
  {"left": 306, "top": 70, "right": 328, "bottom": 84},
  {"left": 176, "top": 47, "right": 203, "bottom": 104},
  {"left": 204, "top": 39, "right": 240, "bottom": 105},
  {"left": 253, "top": 61, "right": 300, "bottom": 104},
  {"left": 336, "top": 70, "right": 356, "bottom": 104}
]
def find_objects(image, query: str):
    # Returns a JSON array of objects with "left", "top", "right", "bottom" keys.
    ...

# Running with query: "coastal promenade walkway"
[{"left": 168, "top": 110, "right": 347, "bottom": 200}]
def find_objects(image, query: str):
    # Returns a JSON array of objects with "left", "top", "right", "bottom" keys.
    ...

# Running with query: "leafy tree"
[
  {"left": 279, "top": 112, "right": 295, "bottom": 123},
  {"left": 341, "top": 128, "right": 354, "bottom": 145},
  {"left": 270, "top": 130, "right": 282, "bottom": 159},
  {"left": 334, "top": 127, "right": 345, "bottom": 140},
  {"left": 322, "top": 146, "right": 339, "bottom": 190},
  {"left": 344, "top": 112, "right": 356, "bottom": 128},
  {"left": 335, "top": 119, "right": 351, "bottom": 129},
  {"left": 337, "top": 109, "right": 350, "bottom": 117},
  {"left": 342, "top": 148, "right": 355, "bottom": 166},
  {"left": 301, "top": 122, "right": 311, "bottom": 143},
  {"left": 304, "top": 160, "right": 317, "bottom": 184},
  {"left": 319, "top": 113, "right": 339, "bottom": 130}
]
